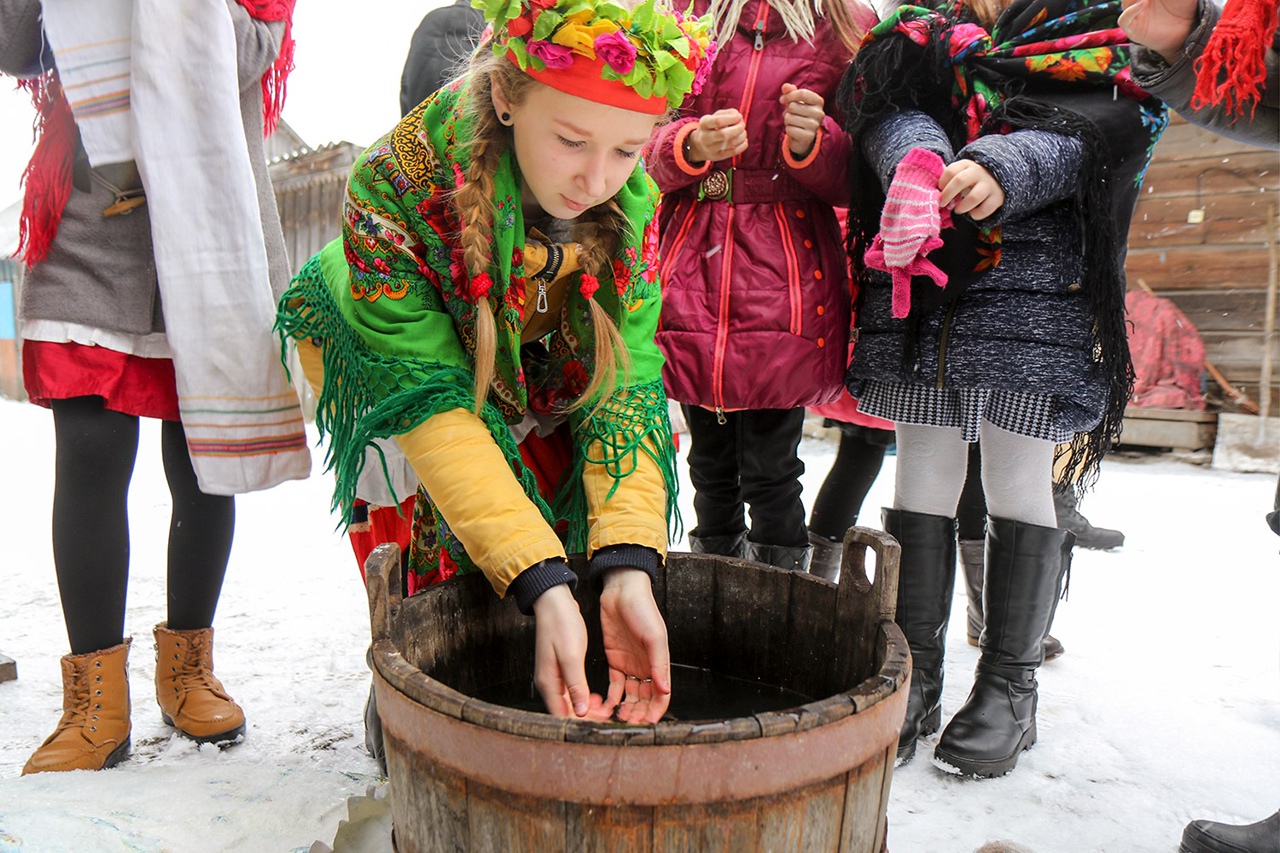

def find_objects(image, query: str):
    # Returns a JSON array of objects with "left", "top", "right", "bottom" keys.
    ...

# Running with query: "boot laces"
[{"left": 175, "top": 636, "right": 225, "bottom": 696}]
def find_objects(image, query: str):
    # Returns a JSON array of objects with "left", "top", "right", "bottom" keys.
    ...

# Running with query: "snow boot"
[
  {"left": 934, "top": 517, "right": 1073, "bottom": 777},
  {"left": 1053, "top": 483, "right": 1124, "bottom": 550},
  {"left": 962, "top": 537, "right": 1065, "bottom": 661},
  {"left": 745, "top": 540, "right": 813, "bottom": 572},
  {"left": 882, "top": 508, "right": 956, "bottom": 764},
  {"left": 960, "top": 538, "right": 985, "bottom": 646},
  {"left": 154, "top": 623, "right": 246, "bottom": 744},
  {"left": 22, "top": 639, "right": 132, "bottom": 774},
  {"left": 808, "top": 530, "right": 843, "bottom": 582},
  {"left": 688, "top": 530, "right": 748, "bottom": 559},
  {"left": 1179, "top": 810, "right": 1280, "bottom": 853}
]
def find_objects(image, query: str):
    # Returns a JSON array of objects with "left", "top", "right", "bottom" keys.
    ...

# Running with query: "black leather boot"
[
  {"left": 688, "top": 530, "right": 748, "bottom": 558},
  {"left": 1180, "top": 810, "right": 1280, "bottom": 853},
  {"left": 961, "top": 537, "right": 1065, "bottom": 661},
  {"left": 934, "top": 517, "right": 1073, "bottom": 777},
  {"left": 807, "top": 531, "right": 843, "bottom": 582},
  {"left": 882, "top": 508, "right": 956, "bottom": 764},
  {"left": 745, "top": 541, "right": 813, "bottom": 572}
]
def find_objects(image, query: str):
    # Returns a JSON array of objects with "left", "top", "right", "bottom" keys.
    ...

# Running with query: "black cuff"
[
  {"left": 588, "top": 545, "right": 660, "bottom": 588},
  {"left": 508, "top": 557, "right": 577, "bottom": 616}
]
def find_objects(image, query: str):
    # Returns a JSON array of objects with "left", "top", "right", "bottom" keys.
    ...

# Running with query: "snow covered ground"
[{"left": 0, "top": 397, "right": 1277, "bottom": 852}]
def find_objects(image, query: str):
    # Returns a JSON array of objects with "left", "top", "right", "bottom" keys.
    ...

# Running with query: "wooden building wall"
[
  {"left": 270, "top": 142, "right": 363, "bottom": 275},
  {"left": 1126, "top": 113, "right": 1280, "bottom": 413}
]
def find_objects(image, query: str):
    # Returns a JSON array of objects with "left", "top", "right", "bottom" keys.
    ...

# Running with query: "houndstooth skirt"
[{"left": 855, "top": 380, "right": 1076, "bottom": 443}]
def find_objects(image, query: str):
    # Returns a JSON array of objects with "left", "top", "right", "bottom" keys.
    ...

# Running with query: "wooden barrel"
[{"left": 365, "top": 527, "right": 910, "bottom": 852}]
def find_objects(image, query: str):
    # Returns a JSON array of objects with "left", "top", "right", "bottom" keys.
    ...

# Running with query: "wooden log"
[
  {"left": 0, "top": 653, "right": 15, "bottom": 683},
  {"left": 1126, "top": 245, "right": 1271, "bottom": 290}
]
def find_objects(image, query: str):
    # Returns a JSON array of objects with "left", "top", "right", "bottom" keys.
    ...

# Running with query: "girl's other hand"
[
  {"left": 599, "top": 567, "right": 672, "bottom": 724},
  {"left": 688, "top": 109, "right": 749, "bottom": 163},
  {"left": 938, "top": 159, "right": 1006, "bottom": 221},
  {"left": 1118, "top": 0, "right": 1198, "bottom": 65},
  {"left": 780, "top": 83, "right": 825, "bottom": 160},
  {"left": 532, "top": 584, "right": 606, "bottom": 719}
]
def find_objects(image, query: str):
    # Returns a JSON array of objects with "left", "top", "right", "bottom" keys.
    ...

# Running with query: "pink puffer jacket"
[{"left": 646, "top": 0, "right": 857, "bottom": 412}]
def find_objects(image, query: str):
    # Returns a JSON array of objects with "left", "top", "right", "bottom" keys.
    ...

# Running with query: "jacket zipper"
[
  {"left": 710, "top": 4, "right": 769, "bottom": 421},
  {"left": 660, "top": 199, "right": 699, "bottom": 286},
  {"left": 773, "top": 203, "right": 802, "bottom": 334},
  {"left": 935, "top": 293, "right": 961, "bottom": 389}
]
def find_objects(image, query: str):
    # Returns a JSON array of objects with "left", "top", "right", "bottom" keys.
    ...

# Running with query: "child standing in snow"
[
  {"left": 645, "top": 0, "right": 871, "bottom": 573},
  {"left": 278, "top": 0, "right": 715, "bottom": 724},
  {"left": 836, "top": 0, "right": 1166, "bottom": 775}
]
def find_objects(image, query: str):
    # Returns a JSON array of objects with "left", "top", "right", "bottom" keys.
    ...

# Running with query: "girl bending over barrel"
[{"left": 278, "top": 0, "right": 714, "bottom": 724}]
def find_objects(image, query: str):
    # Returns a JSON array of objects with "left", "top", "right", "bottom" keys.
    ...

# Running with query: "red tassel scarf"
[{"left": 1191, "top": 0, "right": 1280, "bottom": 118}]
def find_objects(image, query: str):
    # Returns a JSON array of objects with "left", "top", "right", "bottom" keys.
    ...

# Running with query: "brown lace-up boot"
[
  {"left": 154, "top": 623, "right": 245, "bottom": 744},
  {"left": 22, "top": 639, "right": 132, "bottom": 774}
]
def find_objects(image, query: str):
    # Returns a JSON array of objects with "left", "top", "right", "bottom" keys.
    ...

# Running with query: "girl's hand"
[
  {"left": 532, "top": 585, "right": 607, "bottom": 719},
  {"left": 598, "top": 567, "right": 672, "bottom": 724},
  {"left": 938, "top": 159, "right": 1005, "bottom": 221},
  {"left": 780, "top": 83, "right": 825, "bottom": 160},
  {"left": 1119, "top": 0, "right": 1198, "bottom": 65},
  {"left": 687, "top": 109, "right": 749, "bottom": 164}
]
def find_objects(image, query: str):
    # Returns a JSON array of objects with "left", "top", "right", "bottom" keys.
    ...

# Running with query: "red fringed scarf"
[
  {"left": 14, "top": 0, "right": 297, "bottom": 267},
  {"left": 1191, "top": 0, "right": 1279, "bottom": 118},
  {"left": 235, "top": 0, "right": 296, "bottom": 134}
]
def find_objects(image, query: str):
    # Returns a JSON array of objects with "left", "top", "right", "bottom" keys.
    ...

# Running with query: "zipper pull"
[
  {"left": 754, "top": 24, "right": 764, "bottom": 51},
  {"left": 536, "top": 280, "right": 549, "bottom": 313},
  {"left": 716, "top": 406, "right": 727, "bottom": 425}
]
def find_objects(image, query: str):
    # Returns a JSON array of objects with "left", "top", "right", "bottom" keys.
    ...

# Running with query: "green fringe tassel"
[
  {"left": 274, "top": 259, "right": 553, "bottom": 529},
  {"left": 560, "top": 379, "right": 683, "bottom": 554}
]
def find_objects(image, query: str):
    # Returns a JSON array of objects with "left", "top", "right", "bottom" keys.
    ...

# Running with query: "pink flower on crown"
[
  {"left": 690, "top": 40, "right": 717, "bottom": 96},
  {"left": 594, "top": 31, "right": 637, "bottom": 75},
  {"left": 527, "top": 40, "right": 574, "bottom": 69}
]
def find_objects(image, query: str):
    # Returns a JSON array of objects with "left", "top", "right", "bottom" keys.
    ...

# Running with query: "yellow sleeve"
[
  {"left": 294, "top": 337, "right": 326, "bottom": 400},
  {"left": 395, "top": 409, "right": 565, "bottom": 597},
  {"left": 583, "top": 432, "right": 670, "bottom": 559}
]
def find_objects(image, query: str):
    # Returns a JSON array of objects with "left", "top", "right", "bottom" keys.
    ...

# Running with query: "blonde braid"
[
  {"left": 568, "top": 204, "right": 633, "bottom": 413},
  {"left": 454, "top": 66, "right": 507, "bottom": 413}
]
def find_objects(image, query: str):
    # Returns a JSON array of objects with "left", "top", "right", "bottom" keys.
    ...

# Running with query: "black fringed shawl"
[{"left": 835, "top": 0, "right": 1168, "bottom": 489}]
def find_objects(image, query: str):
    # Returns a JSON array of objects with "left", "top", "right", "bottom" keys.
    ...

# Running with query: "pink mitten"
[{"left": 864, "top": 147, "right": 950, "bottom": 318}]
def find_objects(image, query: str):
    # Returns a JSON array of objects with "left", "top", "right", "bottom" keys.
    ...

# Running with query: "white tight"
[{"left": 893, "top": 419, "right": 1056, "bottom": 527}]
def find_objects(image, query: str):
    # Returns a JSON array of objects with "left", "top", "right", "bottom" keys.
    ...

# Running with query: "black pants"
[
  {"left": 682, "top": 405, "right": 807, "bottom": 548},
  {"left": 956, "top": 441, "right": 987, "bottom": 540},
  {"left": 809, "top": 423, "right": 893, "bottom": 540},
  {"left": 51, "top": 396, "right": 236, "bottom": 655}
]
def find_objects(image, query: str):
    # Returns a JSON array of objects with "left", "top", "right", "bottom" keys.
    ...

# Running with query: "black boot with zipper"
[
  {"left": 882, "top": 507, "right": 957, "bottom": 764},
  {"left": 934, "top": 516, "right": 1073, "bottom": 777}
]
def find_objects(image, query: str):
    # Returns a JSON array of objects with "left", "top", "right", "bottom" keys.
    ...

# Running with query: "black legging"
[
  {"left": 956, "top": 441, "right": 987, "bottom": 541},
  {"left": 51, "top": 397, "right": 235, "bottom": 655},
  {"left": 808, "top": 426, "right": 890, "bottom": 540}
]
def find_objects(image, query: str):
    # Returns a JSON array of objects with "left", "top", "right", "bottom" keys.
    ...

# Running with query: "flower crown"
[{"left": 473, "top": 0, "right": 716, "bottom": 114}]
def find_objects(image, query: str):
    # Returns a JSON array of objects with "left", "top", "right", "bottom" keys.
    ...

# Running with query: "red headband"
[{"left": 506, "top": 51, "right": 669, "bottom": 115}]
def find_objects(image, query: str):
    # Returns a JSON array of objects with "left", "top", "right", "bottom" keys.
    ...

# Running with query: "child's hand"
[
  {"left": 532, "top": 585, "right": 607, "bottom": 719},
  {"left": 780, "top": 83, "right": 825, "bottom": 160},
  {"left": 939, "top": 159, "right": 1005, "bottom": 221},
  {"left": 598, "top": 567, "right": 672, "bottom": 724},
  {"left": 687, "top": 109, "right": 748, "bottom": 163},
  {"left": 1118, "top": 0, "right": 1198, "bottom": 64}
]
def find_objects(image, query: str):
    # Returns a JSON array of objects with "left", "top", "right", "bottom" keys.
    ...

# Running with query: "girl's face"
[{"left": 493, "top": 80, "right": 660, "bottom": 220}]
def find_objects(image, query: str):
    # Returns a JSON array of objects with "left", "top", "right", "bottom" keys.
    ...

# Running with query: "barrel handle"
[
  {"left": 835, "top": 527, "right": 901, "bottom": 655},
  {"left": 364, "top": 542, "right": 404, "bottom": 643}
]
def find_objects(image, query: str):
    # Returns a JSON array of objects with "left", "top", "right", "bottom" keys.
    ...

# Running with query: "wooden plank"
[
  {"left": 1147, "top": 115, "right": 1269, "bottom": 161},
  {"left": 0, "top": 653, "right": 15, "bottom": 683},
  {"left": 782, "top": 574, "right": 839, "bottom": 700},
  {"left": 838, "top": 743, "right": 895, "bottom": 853},
  {"left": 1130, "top": 195, "right": 1277, "bottom": 246},
  {"left": 653, "top": 800, "right": 758, "bottom": 852},
  {"left": 1138, "top": 149, "right": 1278, "bottom": 197},
  {"left": 1125, "top": 245, "right": 1271, "bottom": 290},
  {"left": 1202, "top": 331, "right": 1280, "bottom": 370},
  {"left": 1159, "top": 289, "right": 1269, "bottom": 333},
  {"left": 384, "top": 731, "right": 470, "bottom": 853},
  {"left": 755, "top": 777, "right": 846, "bottom": 853},
  {"left": 664, "top": 553, "right": 716, "bottom": 671},
  {"left": 713, "top": 560, "right": 794, "bottom": 685},
  {"left": 467, "top": 778, "right": 567, "bottom": 853},
  {"left": 566, "top": 802, "right": 654, "bottom": 853}
]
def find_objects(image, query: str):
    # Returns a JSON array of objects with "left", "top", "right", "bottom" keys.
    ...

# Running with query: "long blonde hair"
[
  {"left": 707, "top": 0, "right": 865, "bottom": 57},
  {"left": 966, "top": 0, "right": 1009, "bottom": 29},
  {"left": 454, "top": 46, "right": 633, "bottom": 415}
]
